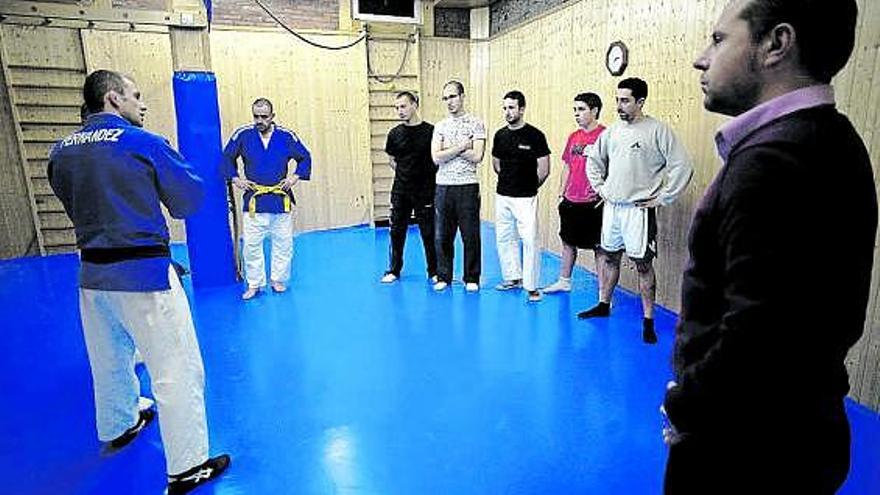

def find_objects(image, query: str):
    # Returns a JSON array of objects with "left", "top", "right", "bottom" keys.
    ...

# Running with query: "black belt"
[{"left": 80, "top": 245, "right": 170, "bottom": 264}]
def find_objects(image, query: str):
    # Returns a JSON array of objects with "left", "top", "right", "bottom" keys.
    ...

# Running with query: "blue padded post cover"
[{"left": 172, "top": 71, "right": 235, "bottom": 288}]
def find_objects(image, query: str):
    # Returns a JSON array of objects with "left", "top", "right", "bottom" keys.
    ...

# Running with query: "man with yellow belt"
[{"left": 223, "top": 98, "right": 312, "bottom": 300}]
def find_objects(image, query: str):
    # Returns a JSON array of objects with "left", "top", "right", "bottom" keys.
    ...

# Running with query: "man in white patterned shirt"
[{"left": 430, "top": 80, "right": 487, "bottom": 292}]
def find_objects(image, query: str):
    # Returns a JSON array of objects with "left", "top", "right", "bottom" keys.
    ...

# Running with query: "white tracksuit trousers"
[{"left": 495, "top": 194, "right": 541, "bottom": 291}]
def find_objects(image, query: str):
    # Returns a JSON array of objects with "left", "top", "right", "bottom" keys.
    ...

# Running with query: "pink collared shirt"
[{"left": 715, "top": 85, "right": 835, "bottom": 162}]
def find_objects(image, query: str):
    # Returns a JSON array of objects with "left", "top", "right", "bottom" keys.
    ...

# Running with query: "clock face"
[{"left": 606, "top": 41, "right": 628, "bottom": 76}]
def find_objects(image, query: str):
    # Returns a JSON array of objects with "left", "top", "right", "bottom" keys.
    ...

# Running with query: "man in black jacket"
[{"left": 663, "top": 0, "right": 876, "bottom": 493}]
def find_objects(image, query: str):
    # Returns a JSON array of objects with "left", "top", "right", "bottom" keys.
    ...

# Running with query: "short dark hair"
[
  {"left": 396, "top": 91, "right": 419, "bottom": 105},
  {"left": 503, "top": 90, "right": 526, "bottom": 108},
  {"left": 739, "top": 0, "right": 857, "bottom": 83},
  {"left": 252, "top": 97, "right": 274, "bottom": 113},
  {"left": 83, "top": 69, "right": 127, "bottom": 113},
  {"left": 574, "top": 92, "right": 602, "bottom": 119},
  {"left": 443, "top": 80, "right": 465, "bottom": 96},
  {"left": 80, "top": 103, "right": 90, "bottom": 123},
  {"left": 618, "top": 77, "right": 648, "bottom": 101}
]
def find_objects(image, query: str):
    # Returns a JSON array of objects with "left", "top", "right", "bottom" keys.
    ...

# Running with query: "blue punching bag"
[{"left": 172, "top": 71, "right": 236, "bottom": 288}]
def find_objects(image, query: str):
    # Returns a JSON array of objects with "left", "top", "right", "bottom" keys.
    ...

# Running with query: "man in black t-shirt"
[
  {"left": 491, "top": 90, "right": 551, "bottom": 302},
  {"left": 380, "top": 91, "right": 438, "bottom": 283}
]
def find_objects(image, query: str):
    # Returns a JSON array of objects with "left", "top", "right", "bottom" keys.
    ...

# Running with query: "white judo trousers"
[
  {"left": 79, "top": 266, "right": 209, "bottom": 475},
  {"left": 242, "top": 211, "right": 293, "bottom": 288},
  {"left": 495, "top": 194, "right": 541, "bottom": 291}
]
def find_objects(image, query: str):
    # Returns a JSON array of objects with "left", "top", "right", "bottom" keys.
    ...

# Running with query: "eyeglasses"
[{"left": 441, "top": 94, "right": 460, "bottom": 101}]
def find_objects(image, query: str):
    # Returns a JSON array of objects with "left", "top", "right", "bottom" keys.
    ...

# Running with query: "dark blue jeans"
[{"left": 434, "top": 184, "right": 481, "bottom": 284}]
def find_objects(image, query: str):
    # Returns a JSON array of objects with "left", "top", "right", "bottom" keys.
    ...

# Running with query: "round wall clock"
[{"left": 606, "top": 41, "right": 629, "bottom": 77}]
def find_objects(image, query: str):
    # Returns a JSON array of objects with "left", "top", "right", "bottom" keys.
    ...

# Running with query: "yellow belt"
[{"left": 248, "top": 182, "right": 291, "bottom": 218}]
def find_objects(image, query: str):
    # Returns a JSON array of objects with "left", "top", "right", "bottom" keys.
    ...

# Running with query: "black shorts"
[{"left": 558, "top": 198, "right": 603, "bottom": 249}]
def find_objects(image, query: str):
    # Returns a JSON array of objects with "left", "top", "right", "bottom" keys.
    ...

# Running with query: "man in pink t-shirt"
[{"left": 544, "top": 92, "right": 606, "bottom": 293}]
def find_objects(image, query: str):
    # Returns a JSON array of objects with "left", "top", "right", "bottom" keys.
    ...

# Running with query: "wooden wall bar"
[
  {"left": 0, "top": 28, "right": 39, "bottom": 258},
  {"left": 1, "top": 25, "right": 87, "bottom": 253}
]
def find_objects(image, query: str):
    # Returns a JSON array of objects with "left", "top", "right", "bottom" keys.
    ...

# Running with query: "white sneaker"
[
  {"left": 138, "top": 396, "right": 155, "bottom": 412},
  {"left": 543, "top": 278, "right": 572, "bottom": 293},
  {"left": 465, "top": 282, "right": 480, "bottom": 292},
  {"left": 429, "top": 275, "right": 439, "bottom": 284},
  {"left": 495, "top": 279, "right": 522, "bottom": 291},
  {"left": 381, "top": 273, "right": 398, "bottom": 284},
  {"left": 433, "top": 281, "right": 448, "bottom": 291}
]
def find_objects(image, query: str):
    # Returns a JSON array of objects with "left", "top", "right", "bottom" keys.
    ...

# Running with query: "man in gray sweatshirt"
[{"left": 580, "top": 77, "right": 693, "bottom": 344}]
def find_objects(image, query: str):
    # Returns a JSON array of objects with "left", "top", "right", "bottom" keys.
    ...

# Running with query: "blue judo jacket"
[
  {"left": 48, "top": 112, "right": 204, "bottom": 291},
  {"left": 222, "top": 124, "right": 312, "bottom": 214}
]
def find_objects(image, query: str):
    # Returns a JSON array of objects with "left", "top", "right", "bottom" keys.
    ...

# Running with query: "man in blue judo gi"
[
  {"left": 49, "top": 69, "right": 230, "bottom": 494},
  {"left": 223, "top": 98, "right": 312, "bottom": 300}
]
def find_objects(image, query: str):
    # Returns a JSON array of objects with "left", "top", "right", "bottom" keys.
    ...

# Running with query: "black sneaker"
[
  {"left": 577, "top": 302, "right": 611, "bottom": 319},
  {"left": 108, "top": 407, "right": 156, "bottom": 450},
  {"left": 167, "top": 454, "right": 231, "bottom": 494}
]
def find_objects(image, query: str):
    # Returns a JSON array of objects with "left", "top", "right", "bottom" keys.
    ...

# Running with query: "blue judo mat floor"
[{"left": 1, "top": 224, "right": 878, "bottom": 494}]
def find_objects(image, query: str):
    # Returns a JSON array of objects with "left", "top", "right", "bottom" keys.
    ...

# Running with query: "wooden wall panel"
[
  {"left": 474, "top": 0, "right": 726, "bottom": 311},
  {"left": 80, "top": 29, "right": 187, "bottom": 241},
  {"left": 81, "top": 30, "right": 178, "bottom": 145},
  {"left": 210, "top": 29, "right": 372, "bottom": 233},
  {"left": 419, "top": 38, "right": 471, "bottom": 125},
  {"left": 470, "top": 0, "right": 880, "bottom": 410},
  {"left": 837, "top": 0, "right": 880, "bottom": 410}
]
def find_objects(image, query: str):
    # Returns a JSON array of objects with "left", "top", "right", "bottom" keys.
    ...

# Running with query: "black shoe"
[
  {"left": 577, "top": 302, "right": 611, "bottom": 319},
  {"left": 167, "top": 454, "right": 231, "bottom": 494},
  {"left": 642, "top": 318, "right": 657, "bottom": 344},
  {"left": 108, "top": 407, "right": 156, "bottom": 450}
]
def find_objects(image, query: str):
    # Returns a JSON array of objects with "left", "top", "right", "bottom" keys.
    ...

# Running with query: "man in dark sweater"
[
  {"left": 380, "top": 91, "right": 438, "bottom": 284},
  {"left": 663, "top": 0, "right": 876, "bottom": 493}
]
